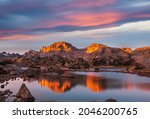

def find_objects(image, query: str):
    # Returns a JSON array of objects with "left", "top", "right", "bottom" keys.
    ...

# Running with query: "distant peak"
[
  {"left": 40, "top": 41, "right": 77, "bottom": 53},
  {"left": 86, "top": 43, "right": 108, "bottom": 53},
  {"left": 28, "top": 50, "right": 38, "bottom": 53},
  {"left": 24, "top": 50, "right": 38, "bottom": 57}
]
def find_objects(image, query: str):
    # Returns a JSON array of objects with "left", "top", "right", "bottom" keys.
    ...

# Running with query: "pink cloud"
[
  {"left": 44, "top": 11, "right": 123, "bottom": 27},
  {"left": 66, "top": 12, "right": 122, "bottom": 26}
]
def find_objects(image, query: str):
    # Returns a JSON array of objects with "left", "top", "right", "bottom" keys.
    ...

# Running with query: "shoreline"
[
  {"left": 1, "top": 66, "right": 150, "bottom": 81},
  {"left": 0, "top": 67, "right": 150, "bottom": 102}
]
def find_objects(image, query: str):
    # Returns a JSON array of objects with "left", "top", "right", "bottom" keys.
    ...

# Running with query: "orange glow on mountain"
[
  {"left": 121, "top": 48, "right": 132, "bottom": 53},
  {"left": 86, "top": 73, "right": 103, "bottom": 93},
  {"left": 40, "top": 41, "right": 77, "bottom": 53},
  {"left": 39, "top": 79, "right": 71, "bottom": 93},
  {"left": 86, "top": 43, "right": 107, "bottom": 53},
  {"left": 135, "top": 46, "right": 150, "bottom": 51}
]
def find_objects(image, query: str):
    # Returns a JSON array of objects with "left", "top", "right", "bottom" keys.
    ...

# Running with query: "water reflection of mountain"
[
  {"left": 38, "top": 75, "right": 85, "bottom": 93},
  {"left": 39, "top": 79, "right": 72, "bottom": 93},
  {"left": 136, "top": 84, "right": 150, "bottom": 91},
  {"left": 23, "top": 73, "right": 150, "bottom": 93},
  {"left": 37, "top": 73, "right": 116, "bottom": 93},
  {"left": 86, "top": 74, "right": 105, "bottom": 93}
]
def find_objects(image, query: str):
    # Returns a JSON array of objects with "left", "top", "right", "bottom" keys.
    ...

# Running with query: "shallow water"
[{"left": 1, "top": 71, "right": 150, "bottom": 102}]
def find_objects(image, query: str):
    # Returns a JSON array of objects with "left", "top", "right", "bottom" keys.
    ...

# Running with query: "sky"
[{"left": 0, "top": 0, "right": 150, "bottom": 53}]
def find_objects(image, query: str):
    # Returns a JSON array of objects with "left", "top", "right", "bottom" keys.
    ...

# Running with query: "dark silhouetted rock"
[
  {"left": 4, "top": 89, "right": 10, "bottom": 94},
  {"left": 16, "top": 83, "right": 35, "bottom": 101},
  {"left": 94, "top": 68, "right": 100, "bottom": 72},
  {"left": 1, "top": 85, "right": 5, "bottom": 89},
  {"left": 105, "top": 98, "right": 117, "bottom": 102}
]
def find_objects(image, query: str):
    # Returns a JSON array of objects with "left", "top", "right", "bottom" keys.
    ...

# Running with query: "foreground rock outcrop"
[{"left": 16, "top": 83, "right": 35, "bottom": 101}]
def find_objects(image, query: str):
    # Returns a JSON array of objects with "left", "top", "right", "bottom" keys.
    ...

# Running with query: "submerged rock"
[
  {"left": 4, "top": 89, "right": 11, "bottom": 94},
  {"left": 16, "top": 83, "right": 35, "bottom": 102},
  {"left": 0, "top": 85, "right": 5, "bottom": 89}
]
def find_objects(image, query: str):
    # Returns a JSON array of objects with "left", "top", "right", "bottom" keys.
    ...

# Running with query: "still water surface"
[{"left": 1, "top": 71, "right": 150, "bottom": 102}]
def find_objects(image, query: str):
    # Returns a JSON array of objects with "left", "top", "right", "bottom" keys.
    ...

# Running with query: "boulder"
[
  {"left": 105, "top": 98, "right": 117, "bottom": 102},
  {"left": 16, "top": 83, "right": 35, "bottom": 101},
  {"left": 3, "top": 89, "right": 12, "bottom": 96},
  {"left": 1, "top": 85, "right": 5, "bottom": 89},
  {"left": 94, "top": 68, "right": 100, "bottom": 72},
  {"left": 4, "top": 89, "right": 11, "bottom": 94}
]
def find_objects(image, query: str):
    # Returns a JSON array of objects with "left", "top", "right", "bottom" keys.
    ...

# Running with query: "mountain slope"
[
  {"left": 84, "top": 43, "right": 132, "bottom": 66},
  {"left": 131, "top": 46, "right": 150, "bottom": 69}
]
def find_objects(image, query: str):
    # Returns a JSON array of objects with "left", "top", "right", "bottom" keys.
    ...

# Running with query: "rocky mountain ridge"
[
  {"left": 38, "top": 41, "right": 149, "bottom": 55},
  {"left": 0, "top": 42, "right": 150, "bottom": 75}
]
